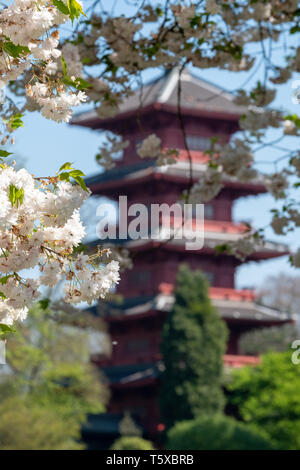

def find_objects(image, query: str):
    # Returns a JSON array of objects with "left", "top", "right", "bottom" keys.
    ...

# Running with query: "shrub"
[
  {"left": 167, "top": 415, "right": 274, "bottom": 450},
  {"left": 110, "top": 436, "right": 155, "bottom": 450}
]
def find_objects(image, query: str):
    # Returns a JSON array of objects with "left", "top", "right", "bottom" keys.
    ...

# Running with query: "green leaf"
[
  {"left": 290, "top": 25, "right": 300, "bottom": 34},
  {"left": 0, "top": 323, "right": 15, "bottom": 335},
  {"left": 61, "top": 56, "right": 68, "bottom": 77},
  {"left": 3, "top": 41, "right": 30, "bottom": 58},
  {"left": 0, "top": 150, "right": 12, "bottom": 157},
  {"left": 69, "top": 169, "right": 85, "bottom": 178},
  {"left": 72, "top": 77, "right": 91, "bottom": 90},
  {"left": 62, "top": 76, "right": 91, "bottom": 91},
  {"left": 285, "top": 114, "right": 300, "bottom": 127},
  {"left": 8, "top": 113, "right": 24, "bottom": 130},
  {"left": 53, "top": 0, "right": 70, "bottom": 16},
  {"left": 67, "top": 0, "right": 86, "bottom": 23},
  {"left": 58, "top": 172, "right": 71, "bottom": 181},
  {"left": 72, "top": 175, "right": 87, "bottom": 191},
  {"left": 215, "top": 243, "right": 230, "bottom": 254},
  {"left": 72, "top": 243, "right": 86, "bottom": 255},
  {"left": 39, "top": 298, "right": 50, "bottom": 310},
  {"left": 59, "top": 161, "right": 73, "bottom": 172},
  {"left": 9, "top": 184, "right": 24, "bottom": 207},
  {"left": 0, "top": 275, "right": 13, "bottom": 285}
]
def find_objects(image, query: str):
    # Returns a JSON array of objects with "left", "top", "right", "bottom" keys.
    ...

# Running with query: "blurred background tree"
[
  {"left": 257, "top": 273, "right": 300, "bottom": 317},
  {"left": 160, "top": 265, "right": 228, "bottom": 429},
  {"left": 228, "top": 352, "right": 300, "bottom": 450},
  {"left": 239, "top": 324, "right": 298, "bottom": 356},
  {"left": 0, "top": 304, "right": 108, "bottom": 450}
]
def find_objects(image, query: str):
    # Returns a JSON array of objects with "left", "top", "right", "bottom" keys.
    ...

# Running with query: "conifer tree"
[{"left": 160, "top": 265, "right": 228, "bottom": 429}]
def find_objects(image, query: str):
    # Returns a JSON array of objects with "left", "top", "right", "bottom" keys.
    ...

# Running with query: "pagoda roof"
[
  {"left": 103, "top": 361, "right": 162, "bottom": 386},
  {"left": 82, "top": 412, "right": 123, "bottom": 436},
  {"left": 86, "top": 159, "right": 267, "bottom": 196},
  {"left": 95, "top": 287, "right": 293, "bottom": 327},
  {"left": 71, "top": 68, "right": 248, "bottom": 128},
  {"left": 89, "top": 219, "right": 289, "bottom": 260},
  {"left": 101, "top": 356, "right": 261, "bottom": 389}
]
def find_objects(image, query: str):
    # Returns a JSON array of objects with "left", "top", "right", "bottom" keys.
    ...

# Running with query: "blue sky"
[{"left": 9, "top": 0, "right": 300, "bottom": 290}]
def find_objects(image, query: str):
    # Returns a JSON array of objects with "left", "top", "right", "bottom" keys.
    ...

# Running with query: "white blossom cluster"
[
  {"left": 218, "top": 139, "right": 256, "bottom": 182},
  {"left": 0, "top": 165, "right": 119, "bottom": 326},
  {"left": 189, "top": 168, "right": 223, "bottom": 203},
  {"left": 137, "top": 134, "right": 178, "bottom": 166},
  {"left": 0, "top": 0, "right": 87, "bottom": 123},
  {"left": 96, "top": 134, "right": 129, "bottom": 170}
]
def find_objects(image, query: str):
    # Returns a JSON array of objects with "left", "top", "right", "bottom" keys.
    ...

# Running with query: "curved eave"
[
  {"left": 109, "top": 237, "right": 288, "bottom": 261},
  {"left": 103, "top": 355, "right": 262, "bottom": 388},
  {"left": 88, "top": 171, "right": 266, "bottom": 197},
  {"left": 99, "top": 292, "right": 293, "bottom": 327},
  {"left": 70, "top": 102, "right": 242, "bottom": 131}
]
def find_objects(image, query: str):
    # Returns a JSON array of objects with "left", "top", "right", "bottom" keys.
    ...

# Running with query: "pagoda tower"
[{"left": 72, "top": 68, "right": 290, "bottom": 440}]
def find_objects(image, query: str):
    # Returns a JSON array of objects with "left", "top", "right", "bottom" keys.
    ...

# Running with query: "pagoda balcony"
[
  {"left": 84, "top": 158, "right": 267, "bottom": 198},
  {"left": 94, "top": 283, "right": 292, "bottom": 329},
  {"left": 113, "top": 216, "right": 289, "bottom": 260},
  {"left": 159, "top": 282, "right": 257, "bottom": 302},
  {"left": 223, "top": 354, "right": 260, "bottom": 368},
  {"left": 93, "top": 354, "right": 261, "bottom": 390}
]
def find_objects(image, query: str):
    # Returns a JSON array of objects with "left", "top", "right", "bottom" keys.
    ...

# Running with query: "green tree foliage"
[
  {"left": 0, "top": 305, "right": 108, "bottom": 450},
  {"left": 160, "top": 265, "right": 228, "bottom": 429},
  {"left": 228, "top": 352, "right": 300, "bottom": 450},
  {"left": 166, "top": 415, "right": 274, "bottom": 450},
  {"left": 110, "top": 437, "right": 155, "bottom": 450}
]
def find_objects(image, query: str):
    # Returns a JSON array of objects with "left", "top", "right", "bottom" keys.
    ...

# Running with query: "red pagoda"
[{"left": 72, "top": 68, "right": 290, "bottom": 441}]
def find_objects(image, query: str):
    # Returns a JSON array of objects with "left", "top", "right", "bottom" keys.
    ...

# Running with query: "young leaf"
[
  {"left": 58, "top": 172, "right": 71, "bottom": 182},
  {"left": 61, "top": 56, "right": 68, "bottom": 77},
  {"left": 0, "top": 275, "right": 13, "bottom": 285},
  {"left": 9, "top": 184, "right": 24, "bottom": 207},
  {"left": 72, "top": 175, "right": 87, "bottom": 191},
  {"left": 72, "top": 243, "right": 86, "bottom": 255},
  {"left": 0, "top": 323, "right": 16, "bottom": 335},
  {"left": 69, "top": 169, "right": 85, "bottom": 178},
  {"left": 0, "top": 150, "right": 12, "bottom": 157},
  {"left": 3, "top": 41, "right": 30, "bottom": 58},
  {"left": 53, "top": 0, "right": 70, "bottom": 16},
  {"left": 67, "top": 0, "right": 86, "bottom": 23},
  {"left": 59, "top": 161, "right": 74, "bottom": 172},
  {"left": 9, "top": 113, "right": 24, "bottom": 130},
  {"left": 39, "top": 298, "right": 50, "bottom": 310}
]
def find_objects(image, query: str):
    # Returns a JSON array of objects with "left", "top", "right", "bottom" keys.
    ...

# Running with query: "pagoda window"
[
  {"left": 204, "top": 204, "right": 214, "bottom": 219},
  {"left": 203, "top": 271, "right": 215, "bottom": 285},
  {"left": 128, "top": 271, "right": 151, "bottom": 284},
  {"left": 192, "top": 203, "right": 214, "bottom": 219},
  {"left": 186, "top": 135, "right": 211, "bottom": 151},
  {"left": 126, "top": 338, "right": 150, "bottom": 352}
]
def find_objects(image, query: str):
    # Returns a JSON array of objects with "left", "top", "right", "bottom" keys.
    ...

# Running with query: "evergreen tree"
[{"left": 160, "top": 265, "right": 228, "bottom": 429}]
